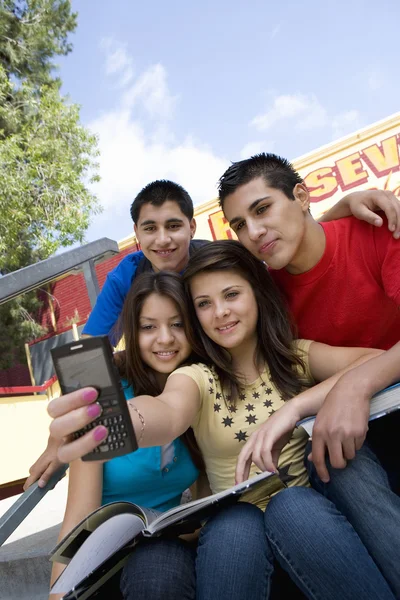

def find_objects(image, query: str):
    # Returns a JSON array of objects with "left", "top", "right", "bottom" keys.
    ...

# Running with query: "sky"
[{"left": 57, "top": 0, "right": 400, "bottom": 244}]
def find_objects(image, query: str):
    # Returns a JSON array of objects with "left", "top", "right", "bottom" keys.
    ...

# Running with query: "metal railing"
[{"left": 0, "top": 238, "right": 119, "bottom": 547}]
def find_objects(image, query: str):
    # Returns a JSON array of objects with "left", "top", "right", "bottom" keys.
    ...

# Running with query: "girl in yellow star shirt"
[{"left": 48, "top": 240, "right": 395, "bottom": 600}]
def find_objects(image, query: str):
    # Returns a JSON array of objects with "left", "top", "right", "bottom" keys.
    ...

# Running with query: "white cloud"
[
  {"left": 85, "top": 45, "right": 228, "bottom": 241},
  {"left": 331, "top": 110, "right": 362, "bottom": 139},
  {"left": 240, "top": 140, "right": 275, "bottom": 159},
  {"left": 249, "top": 91, "right": 363, "bottom": 142},
  {"left": 101, "top": 38, "right": 134, "bottom": 87},
  {"left": 269, "top": 25, "right": 281, "bottom": 40},
  {"left": 121, "top": 64, "right": 178, "bottom": 121},
  {"left": 251, "top": 93, "right": 327, "bottom": 132}
]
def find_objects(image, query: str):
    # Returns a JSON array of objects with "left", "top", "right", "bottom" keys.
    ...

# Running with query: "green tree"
[{"left": 0, "top": 1, "right": 100, "bottom": 370}]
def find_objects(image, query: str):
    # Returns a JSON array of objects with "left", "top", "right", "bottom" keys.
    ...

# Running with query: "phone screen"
[{"left": 54, "top": 348, "right": 113, "bottom": 394}]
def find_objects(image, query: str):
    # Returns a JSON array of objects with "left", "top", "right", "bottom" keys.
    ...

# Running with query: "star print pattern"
[
  {"left": 211, "top": 372, "right": 290, "bottom": 443},
  {"left": 278, "top": 464, "right": 297, "bottom": 485},
  {"left": 177, "top": 356, "right": 312, "bottom": 500},
  {"left": 245, "top": 414, "right": 258, "bottom": 425},
  {"left": 234, "top": 430, "right": 248, "bottom": 442}
]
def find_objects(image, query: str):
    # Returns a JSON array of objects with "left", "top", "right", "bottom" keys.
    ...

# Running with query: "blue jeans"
[
  {"left": 120, "top": 502, "right": 274, "bottom": 599},
  {"left": 306, "top": 436, "right": 400, "bottom": 598},
  {"left": 120, "top": 536, "right": 196, "bottom": 599},
  {"left": 264, "top": 486, "right": 396, "bottom": 600}
]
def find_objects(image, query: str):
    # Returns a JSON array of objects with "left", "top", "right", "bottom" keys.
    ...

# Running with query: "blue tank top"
[{"left": 101, "top": 382, "right": 199, "bottom": 512}]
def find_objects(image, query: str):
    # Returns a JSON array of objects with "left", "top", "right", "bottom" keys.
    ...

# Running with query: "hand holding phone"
[{"left": 51, "top": 336, "right": 138, "bottom": 461}]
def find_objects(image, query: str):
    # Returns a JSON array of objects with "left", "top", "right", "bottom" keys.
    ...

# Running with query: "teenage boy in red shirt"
[{"left": 218, "top": 153, "right": 400, "bottom": 597}]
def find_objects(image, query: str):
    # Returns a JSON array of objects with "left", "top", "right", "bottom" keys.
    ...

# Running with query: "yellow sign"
[
  {"left": 194, "top": 114, "right": 400, "bottom": 241},
  {"left": 305, "top": 135, "right": 400, "bottom": 202}
]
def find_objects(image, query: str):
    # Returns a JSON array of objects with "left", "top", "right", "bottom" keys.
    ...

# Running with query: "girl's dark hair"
[
  {"left": 182, "top": 240, "right": 306, "bottom": 402},
  {"left": 113, "top": 271, "right": 204, "bottom": 470}
]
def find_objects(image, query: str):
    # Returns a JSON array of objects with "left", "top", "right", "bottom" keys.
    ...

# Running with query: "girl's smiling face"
[
  {"left": 138, "top": 293, "right": 192, "bottom": 374},
  {"left": 190, "top": 270, "right": 258, "bottom": 353}
]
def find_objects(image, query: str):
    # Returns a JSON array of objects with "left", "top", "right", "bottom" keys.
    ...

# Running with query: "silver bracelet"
[{"left": 128, "top": 401, "right": 145, "bottom": 443}]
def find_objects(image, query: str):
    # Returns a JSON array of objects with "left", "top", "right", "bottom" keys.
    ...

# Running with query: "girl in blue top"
[{"left": 50, "top": 272, "right": 206, "bottom": 598}]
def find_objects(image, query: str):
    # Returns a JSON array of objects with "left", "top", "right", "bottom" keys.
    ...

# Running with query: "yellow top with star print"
[{"left": 171, "top": 339, "right": 313, "bottom": 510}]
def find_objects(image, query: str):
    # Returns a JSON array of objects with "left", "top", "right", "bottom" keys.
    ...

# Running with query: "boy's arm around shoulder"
[
  {"left": 308, "top": 343, "right": 388, "bottom": 482},
  {"left": 319, "top": 189, "right": 400, "bottom": 238}
]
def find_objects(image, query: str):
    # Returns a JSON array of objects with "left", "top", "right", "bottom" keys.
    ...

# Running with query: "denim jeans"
[
  {"left": 306, "top": 432, "right": 400, "bottom": 598},
  {"left": 196, "top": 501, "right": 274, "bottom": 599},
  {"left": 120, "top": 502, "right": 274, "bottom": 600},
  {"left": 120, "top": 536, "right": 196, "bottom": 599},
  {"left": 264, "top": 486, "right": 396, "bottom": 600}
]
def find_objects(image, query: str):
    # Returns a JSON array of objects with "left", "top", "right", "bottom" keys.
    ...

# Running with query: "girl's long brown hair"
[
  {"left": 113, "top": 271, "right": 204, "bottom": 470},
  {"left": 182, "top": 240, "right": 306, "bottom": 402}
]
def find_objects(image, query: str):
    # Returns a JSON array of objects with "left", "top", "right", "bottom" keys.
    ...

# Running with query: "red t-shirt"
[{"left": 270, "top": 217, "right": 400, "bottom": 350}]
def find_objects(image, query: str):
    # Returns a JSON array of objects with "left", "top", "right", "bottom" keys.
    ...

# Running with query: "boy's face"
[
  {"left": 222, "top": 177, "right": 310, "bottom": 271},
  {"left": 134, "top": 200, "right": 196, "bottom": 273}
]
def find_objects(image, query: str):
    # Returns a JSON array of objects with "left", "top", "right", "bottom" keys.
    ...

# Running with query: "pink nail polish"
[
  {"left": 83, "top": 388, "right": 98, "bottom": 403},
  {"left": 87, "top": 403, "right": 102, "bottom": 418},
  {"left": 93, "top": 426, "right": 108, "bottom": 442}
]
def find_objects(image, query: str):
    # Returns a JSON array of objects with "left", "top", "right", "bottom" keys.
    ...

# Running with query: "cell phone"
[{"left": 51, "top": 336, "right": 138, "bottom": 461}]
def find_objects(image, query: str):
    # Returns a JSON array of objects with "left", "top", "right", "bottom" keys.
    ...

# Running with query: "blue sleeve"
[{"left": 82, "top": 251, "right": 144, "bottom": 342}]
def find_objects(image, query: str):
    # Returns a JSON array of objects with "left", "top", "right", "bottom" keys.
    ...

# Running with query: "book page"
[
  {"left": 146, "top": 471, "right": 282, "bottom": 535},
  {"left": 299, "top": 381, "right": 400, "bottom": 437},
  {"left": 51, "top": 502, "right": 147, "bottom": 564},
  {"left": 51, "top": 513, "right": 144, "bottom": 594}
]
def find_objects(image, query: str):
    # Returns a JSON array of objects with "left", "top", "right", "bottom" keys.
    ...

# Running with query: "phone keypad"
[{"left": 73, "top": 413, "right": 128, "bottom": 454}]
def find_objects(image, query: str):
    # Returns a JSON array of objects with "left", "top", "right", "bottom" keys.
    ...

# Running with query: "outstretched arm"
[
  {"left": 48, "top": 374, "right": 201, "bottom": 464},
  {"left": 319, "top": 189, "right": 400, "bottom": 239}
]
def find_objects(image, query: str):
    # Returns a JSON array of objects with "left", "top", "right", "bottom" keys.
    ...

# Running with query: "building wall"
[{"left": 0, "top": 241, "right": 139, "bottom": 389}]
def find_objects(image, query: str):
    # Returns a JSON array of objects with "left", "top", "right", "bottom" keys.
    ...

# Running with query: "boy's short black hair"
[
  {"left": 130, "top": 180, "right": 194, "bottom": 224},
  {"left": 218, "top": 153, "right": 304, "bottom": 209}
]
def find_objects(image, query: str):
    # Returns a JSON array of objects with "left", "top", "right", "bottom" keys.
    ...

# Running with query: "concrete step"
[{"left": 0, "top": 478, "right": 67, "bottom": 600}]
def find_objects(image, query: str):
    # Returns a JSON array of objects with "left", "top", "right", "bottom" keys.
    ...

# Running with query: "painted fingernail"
[
  {"left": 93, "top": 426, "right": 108, "bottom": 442},
  {"left": 83, "top": 388, "right": 98, "bottom": 403},
  {"left": 87, "top": 403, "right": 102, "bottom": 418}
]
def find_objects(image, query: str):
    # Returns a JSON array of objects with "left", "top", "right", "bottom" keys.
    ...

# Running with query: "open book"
[
  {"left": 299, "top": 381, "right": 400, "bottom": 437},
  {"left": 50, "top": 470, "right": 283, "bottom": 599}
]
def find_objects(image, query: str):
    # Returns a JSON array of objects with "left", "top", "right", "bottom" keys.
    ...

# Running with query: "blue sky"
[{"left": 58, "top": 0, "right": 400, "bottom": 243}]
